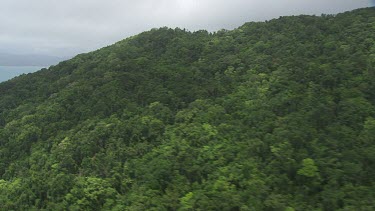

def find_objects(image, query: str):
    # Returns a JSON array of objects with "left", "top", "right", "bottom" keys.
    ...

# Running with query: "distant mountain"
[
  {"left": 0, "top": 53, "right": 66, "bottom": 66},
  {"left": 0, "top": 7, "right": 374, "bottom": 211}
]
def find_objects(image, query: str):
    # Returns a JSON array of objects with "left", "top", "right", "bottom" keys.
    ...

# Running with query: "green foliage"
[
  {"left": 64, "top": 177, "right": 118, "bottom": 210},
  {"left": 0, "top": 7, "right": 374, "bottom": 210},
  {"left": 297, "top": 158, "right": 319, "bottom": 178}
]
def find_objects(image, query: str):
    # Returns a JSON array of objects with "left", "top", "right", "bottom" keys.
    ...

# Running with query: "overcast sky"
[{"left": 0, "top": 0, "right": 372, "bottom": 58}]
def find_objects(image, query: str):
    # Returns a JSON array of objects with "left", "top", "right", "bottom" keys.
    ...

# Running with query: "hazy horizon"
[{"left": 0, "top": 65, "right": 45, "bottom": 82}]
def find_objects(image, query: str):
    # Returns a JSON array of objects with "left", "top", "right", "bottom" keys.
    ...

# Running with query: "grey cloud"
[{"left": 0, "top": 0, "right": 371, "bottom": 57}]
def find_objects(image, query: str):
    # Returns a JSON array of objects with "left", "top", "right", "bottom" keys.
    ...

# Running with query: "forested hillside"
[{"left": 0, "top": 7, "right": 375, "bottom": 210}]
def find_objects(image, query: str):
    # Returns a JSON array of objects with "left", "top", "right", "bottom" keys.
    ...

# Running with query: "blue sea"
[{"left": 0, "top": 66, "right": 45, "bottom": 83}]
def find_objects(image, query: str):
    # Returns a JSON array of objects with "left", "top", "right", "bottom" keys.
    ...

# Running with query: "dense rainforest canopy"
[{"left": 0, "top": 7, "right": 375, "bottom": 210}]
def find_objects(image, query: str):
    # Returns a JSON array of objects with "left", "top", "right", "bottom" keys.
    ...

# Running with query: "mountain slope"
[{"left": 0, "top": 7, "right": 375, "bottom": 210}]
